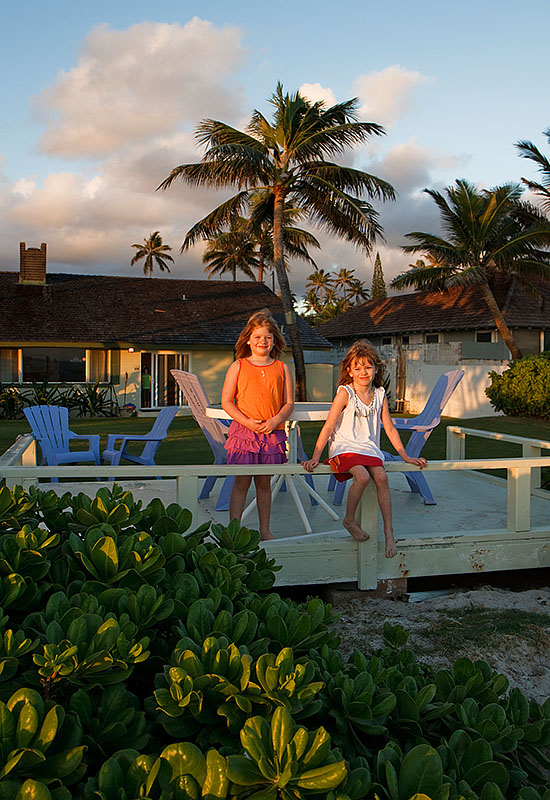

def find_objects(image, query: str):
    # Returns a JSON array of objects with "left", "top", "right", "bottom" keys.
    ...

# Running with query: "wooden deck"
[{"left": 2, "top": 427, "right": 550, "bottom": 589}]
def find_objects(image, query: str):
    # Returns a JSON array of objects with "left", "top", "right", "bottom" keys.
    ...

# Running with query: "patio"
[{"left": 3, "top": 424, "right": 550, "bottom": 590}]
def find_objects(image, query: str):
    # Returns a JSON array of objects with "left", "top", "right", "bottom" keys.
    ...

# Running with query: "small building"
[
  {"left": 317, "top": 281, "right": 550, "bottom": 417},
  {"left": 0, "top": 243, "right": 331, "bottom": 411}
]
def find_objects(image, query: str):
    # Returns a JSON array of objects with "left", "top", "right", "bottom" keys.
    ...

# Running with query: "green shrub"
[
  {"left": 0, "top": 483, "right": 548, "bottom": 800},
  {"left": 486, "top": 354, "right": 550, "bottom": 418}
]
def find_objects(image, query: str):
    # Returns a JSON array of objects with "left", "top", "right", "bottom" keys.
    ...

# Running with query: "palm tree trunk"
[
  {"left": 273, "top": 188, "right": 307, "bottom": 400},
  {"left": 481, "top": 282, "right": 523, "bottom": 360},
  {"left": 258, "top": 252, "right": 264, "bottom": 283}
]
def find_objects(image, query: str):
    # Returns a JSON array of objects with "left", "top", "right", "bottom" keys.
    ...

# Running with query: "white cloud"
[
  {"left": 354, "top": 65, "right": 433, "bottom": 129},
  {"left": 34, "top": 18, "right": 246, "bottom": 158},
  {"left": 12, "top": 178, "right": 36, "bottom": 198},
  {"left": 298, "top": 82, "right": 337, "bottom": 107}
]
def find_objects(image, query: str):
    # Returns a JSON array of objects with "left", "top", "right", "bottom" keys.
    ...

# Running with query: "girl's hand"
[
  {"left": 302, "top": 458, "right": 320, "bottom": 472},
  {"left": 246, "top": 418, "right": 264, "bottom": 432},
  {"left": 403, "top": 455, "right": 427, "bottom": 469},
  {"left": 257, "top": 417, "right": 276, "bottom": 434}
]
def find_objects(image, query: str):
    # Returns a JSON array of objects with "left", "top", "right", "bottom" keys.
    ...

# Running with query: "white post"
[
  {"left": 176, "top": 475, "right": 198, "bottom": 525},
  {"left": 446, "top": 427, "right": 465, "bottom": 460},
  {"left": 357, "top": 481, "right": 379, "bottom": 590},
  {"left": 507, "top": 465, "right": 531, "bottom": 532},
  {"left": 523, "top": 444, "right": 541, "bottom": 491}
]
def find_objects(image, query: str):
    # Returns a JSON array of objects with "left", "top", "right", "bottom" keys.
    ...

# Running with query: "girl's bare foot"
[
  {"left": 343, "top": 518, "right": 369, "bottom": 542},
  {"left": 385, "top": 531, "right": 397, "bottom": 558},
  {"left": 260, "top": 531, "right": 276, "bottom": 541}
]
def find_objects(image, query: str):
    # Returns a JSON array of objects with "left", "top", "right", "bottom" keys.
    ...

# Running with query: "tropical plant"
[
  {"left": 303, "top": 267, "right": 368, "bottom": 323},
  {"left": 202, "top": 216, "right": 259, "bottom": 281},
  {"left": 158, "top": 82, "right": 395, "bottom": 399},
  {"left": 130, "top": 231, "right": 174, "bottom": 278},
  {"left": 515, "top": 128, "right": 550, "bottom": 213},
  {"left": 486, "top": 353, "right": 550, "bottom": 418},
  {"left": 392, "top": 179, "right": 550, "bottom": 359},
  {"left": 371, "top": 251, "right": 387, "bottom": 299}
]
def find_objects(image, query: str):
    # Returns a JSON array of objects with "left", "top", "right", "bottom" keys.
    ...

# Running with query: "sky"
[{"left": 1, "top": 0, "right": 549, "bottom": 298}]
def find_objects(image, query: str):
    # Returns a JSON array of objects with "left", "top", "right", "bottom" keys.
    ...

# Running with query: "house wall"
[{"left": 379, "top": 343, "right": 507, "bottom": 418}]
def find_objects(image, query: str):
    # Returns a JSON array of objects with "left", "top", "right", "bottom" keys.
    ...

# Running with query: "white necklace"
[{"left": 353, "top": 387, "right": 375, "bottom": 418}]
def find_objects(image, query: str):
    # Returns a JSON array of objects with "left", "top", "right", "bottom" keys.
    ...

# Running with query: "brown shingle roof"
[
  {"left": 1, "top": 272, "right": 330, "bottom": 349},
  {"left": 317, "top": 281, "right": 550, "bottom": 339}
]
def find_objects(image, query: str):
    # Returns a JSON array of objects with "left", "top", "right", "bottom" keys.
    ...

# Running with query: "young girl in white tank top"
[{"left": 303, "top": 340, "right": 427, "bottom": 557}]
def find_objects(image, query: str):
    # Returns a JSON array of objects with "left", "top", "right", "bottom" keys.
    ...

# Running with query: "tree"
[
  {"left": 371, "top": 252, "right": 387, "bottom": 299},
  {"left": 391, "top": 179, "right": 550, "bottom": 359},
  {"left": 515, "top": 129, "right": 550, "bottom": 214},
  {"left": 130, "top": 232, "right": 174, "bottom": 277},
  {"left": 202, "top": 218, "right": 259, "bottom": 281},
  {"left": 303, "top": 267, "right": 368, "bottom": 324},
  {"left": 158, "top": 82, "right": 394, "bottom": 399}
]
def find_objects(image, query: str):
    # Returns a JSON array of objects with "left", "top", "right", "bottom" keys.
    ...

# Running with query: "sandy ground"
[{"left": 328, "top": 585, "right": 550, "bottom": 704}]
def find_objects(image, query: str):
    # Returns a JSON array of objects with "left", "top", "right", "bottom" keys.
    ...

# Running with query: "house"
[
  {"left": 317, "top": 281, "right": 550, "bottom": 417},
  {"left": 0, "top": 243, "right": 331, "bottom": 411}
]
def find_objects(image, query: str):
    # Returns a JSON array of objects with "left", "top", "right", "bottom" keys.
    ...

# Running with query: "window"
[
  {"left": 476, "top": 331, "right": 492, "bottom": 343},
  {"left": 87, "top": 350, "right": 109, "bottom": 382},
  {"left": 400, "top": 335, "right": 410, "bottom": 345},
  {"left": 22, "top": 347, "right": 86, "bottom": 382},
  {"left": 0, "top": 349, "right": 18, "bottom": 382},
  {"left": 425, "top": 333, "right": 439, "bottom": 344},
  {"left": 543, "top": 331, "right": 550, "bottom": 352},
  {"left": 381, "top": 336, "right": 392, "bottom": 345}
]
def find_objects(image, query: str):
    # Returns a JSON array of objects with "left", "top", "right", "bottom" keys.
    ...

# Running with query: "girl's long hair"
[
  {"left": 234, "top": 309, "right": 286, "bottom": 360},
  {"left": 338, "top": 339, "right": 385, "bottom": 387}
]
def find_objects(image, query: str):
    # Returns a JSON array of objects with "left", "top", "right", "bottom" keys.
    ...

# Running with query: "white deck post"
[
  {"left": 446, "top": 427, "right": 465, "bottom": 460},
  {"left": 357, "top": 481, "right": 379, "bottom": 590},
  {"left": 507, "top": 464, "right": 531, "bottom": 532},
  {"left": 176, "top": 475, "right": 198, "bottom": 524},
  {"left": 523, "top": 444, "right": 541, "bottom": 491}
]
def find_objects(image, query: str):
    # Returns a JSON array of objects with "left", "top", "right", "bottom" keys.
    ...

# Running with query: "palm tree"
[
  {"left": 391, "top": 179, "right": 550, "bottom": 359},
  {"left": 333, "top": 267, "right": 357, "bottom": 302},
  {"left": 306, "top": 268, "right": 334, "bottom": 303},
  {"left": 130, "top": 232, "right": 174, "bottom": 277},
  {"left": 158, "top": 82, "right": 395, "bottom": 399},
  {"left": 202, "top": 218, "right": 259, "bottom": 281},
  {"left": 515, "top": 129, "right": 550, "bottom": 214},
  {"left": 247, "top": 191, "right": 320, "bottom": 282}
]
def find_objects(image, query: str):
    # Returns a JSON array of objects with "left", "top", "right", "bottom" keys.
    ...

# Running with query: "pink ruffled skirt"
[{"left": 225, "top": 421, "right": 287, "bottom": 465}]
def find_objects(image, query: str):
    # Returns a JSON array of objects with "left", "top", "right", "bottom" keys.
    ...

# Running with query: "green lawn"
[{"left": 2, "top": 413, "right": 549, "bottom": 484}]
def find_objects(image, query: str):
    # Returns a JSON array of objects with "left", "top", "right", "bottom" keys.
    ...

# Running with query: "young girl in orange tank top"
[{"left": 221, "top": 310, "right": 294, "bottom": 540}]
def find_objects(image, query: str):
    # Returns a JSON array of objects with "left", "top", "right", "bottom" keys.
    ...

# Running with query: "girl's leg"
[
  {"left": 368, "top": 466, "right": 397, "bottom": 558},
  {"left": 229, "top": 475, "right": 253, "bottom": 525},
  {"left": 342, "top": 466, "right": 370, "bottom": 542},
  {"left": 254, "top": 474, "right": 275, "bottom": 540}
]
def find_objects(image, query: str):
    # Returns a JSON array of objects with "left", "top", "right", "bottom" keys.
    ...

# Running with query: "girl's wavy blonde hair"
[
  {"left": 234, "top": 309, "right": 286, "bottom": 360},
  {"left": 338, "top": 339, "right": 385, "bottom": 387}
]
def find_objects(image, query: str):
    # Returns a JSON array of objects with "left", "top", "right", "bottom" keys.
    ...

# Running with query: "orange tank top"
[{"left": 234, "top": 359, "right": 286, "bottom": 430}]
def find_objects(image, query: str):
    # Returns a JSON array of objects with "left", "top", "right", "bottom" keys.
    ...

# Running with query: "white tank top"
[{"left": 328, "top": 384, "right": 385, "bottom": 461}]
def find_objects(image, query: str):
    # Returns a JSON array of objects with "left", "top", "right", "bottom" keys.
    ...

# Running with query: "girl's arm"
[
  {"left": 257, "top": 363, "right": 295, "bottom": 434},
  {"left": 221, "top": 361, "right": 263, "bottom": 432},
  {"left": 302, "top": 388, "right": 348, "bottom": 471},
  {"left": 381, "top": 395, "right": 427, "bottom": 467}
]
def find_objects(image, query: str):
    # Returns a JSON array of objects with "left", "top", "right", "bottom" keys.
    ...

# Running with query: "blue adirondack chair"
[
  {"left": 170, "top": 369, "right": 234, "bottom": 510},
  {"left": 329, "top": 368, "right": 465, "bottom": 506},
  {"left": 101, "top": 406, "right": 178, "bottom": 478},
  {"left": 24, "top": 405, "right": 101, "bottom": 482}
]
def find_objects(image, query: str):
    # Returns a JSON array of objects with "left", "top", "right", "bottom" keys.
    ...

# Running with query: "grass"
[
  {"left": 1, "top": 413, "right": 550, "bottom": 484},
  {"left": 423, "top": 607, "right": 550, "bottom": 655}
]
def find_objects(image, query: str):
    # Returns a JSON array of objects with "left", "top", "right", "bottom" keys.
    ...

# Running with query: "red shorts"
[{"left": 326, "top": 453, "right": 384, "bottom": 482}]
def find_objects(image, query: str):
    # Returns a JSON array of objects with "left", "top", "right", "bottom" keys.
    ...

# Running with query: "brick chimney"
[{"left": 19, "top": 242, "right": 47, "bottom": 285}]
